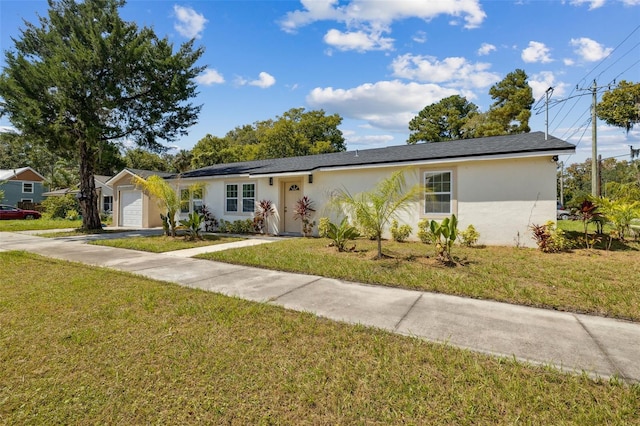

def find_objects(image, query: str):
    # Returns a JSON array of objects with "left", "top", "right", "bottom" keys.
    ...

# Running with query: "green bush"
[
  {"left": 417, "top": 219, "right": 435, "bottom": 244},
  {"left": 41, "top": 194, "right": 79, "bottom": 219},
  {"left": 459, "top": 224, "right": 480, "bottom": 247},
  {"left": 390, "top": 219, "right": 412, "bottom": 242},
  {"left": 531, "top": 221, "right": 570, "bottom": 253},
  {"left": 218, "top": 218, "right": 255, "bottom": 234},
  {"left": 318, "top": 217, "right": 331, "bottom": 238}
]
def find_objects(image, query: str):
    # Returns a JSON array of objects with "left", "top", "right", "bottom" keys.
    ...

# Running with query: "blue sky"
[{"left": 1, "top": 0, "right": 639, "bottom": 165}]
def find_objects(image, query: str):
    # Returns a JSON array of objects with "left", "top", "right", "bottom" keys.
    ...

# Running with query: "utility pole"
[
  {"left": 591, "top": 79, "right": 598, "bottom": 197},
  {"left": 559, "top": 161, "right": 564, "bottom": 207},
  {"left": 580, "top": 79, "right": 607, "bottom": 198}
]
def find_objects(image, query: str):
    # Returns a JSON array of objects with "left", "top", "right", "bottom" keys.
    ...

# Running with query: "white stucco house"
[{"left": 109, "top": 132, "right": 575, "bottom": 247}]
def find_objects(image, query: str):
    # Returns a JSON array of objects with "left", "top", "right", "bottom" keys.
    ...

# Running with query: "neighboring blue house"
[{"left": 0, "top": 167, "right": 47, "bottom": 206}]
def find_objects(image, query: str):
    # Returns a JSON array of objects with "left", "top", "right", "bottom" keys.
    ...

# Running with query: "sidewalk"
[{"left": 1, "top": 230, "right": 638, "bottom": 383}]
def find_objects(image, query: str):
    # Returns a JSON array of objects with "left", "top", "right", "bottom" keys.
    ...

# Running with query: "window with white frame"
[
  {"left": 424, "top": 171, "right": 452, "bottom": 214},
  {"left": 192, "top": 187, "right": 204, "bottom": 213},
  {"left": 22, "top": 182, "right": 33, "bottom": 193},
  {"left": 181, "top": 187, "right": 204, "bottom": 214},
  {"left": 103, "top": 196, "right": 113, "bottom": 212},
  {"left": 225, "top": 183, "right": 255, "bottom": 213},
  {"left": 180, "top": 189, "right": 190, "bottom": 213},
  {"left": 242, "top": 183, "right": 255, "bottom": 213}
]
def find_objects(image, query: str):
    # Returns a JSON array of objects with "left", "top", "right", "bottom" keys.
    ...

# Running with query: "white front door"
[
  {"left": 283, "top": 179, "right": 302, "bottom": 234},
  {"left": 120, "top": 190, "right": 143, "bottom": 228}
]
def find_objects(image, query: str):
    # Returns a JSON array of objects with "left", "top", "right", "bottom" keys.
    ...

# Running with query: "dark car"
[{"left": 0, "top": 204, "right": 42, "bottom": 220}]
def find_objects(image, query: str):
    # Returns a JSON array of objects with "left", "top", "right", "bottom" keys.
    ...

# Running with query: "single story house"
[
  {"left": 0, "top": 167, "right": 47, "bottom": 206},
  {"left": 109, "top": 132, "right": 575, "bottom": 247},
  {"left": 43, "top": 175, "right": 115, "bottom": 214}
]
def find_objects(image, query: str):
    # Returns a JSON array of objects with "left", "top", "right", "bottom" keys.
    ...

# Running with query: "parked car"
[
  {"left": 0, "top": 204, "right": 42, "bottom": 220},
  {"left": 557, "top": 206, "right": 572, "bottom": 220}
]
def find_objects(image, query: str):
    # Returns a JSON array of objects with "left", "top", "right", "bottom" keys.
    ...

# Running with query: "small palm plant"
[
  {"left": 179, "top": 212, "right": 204, "bottom": 241},
  {"left": 326, "top": 217, "right": 360, "bottom": 252}
]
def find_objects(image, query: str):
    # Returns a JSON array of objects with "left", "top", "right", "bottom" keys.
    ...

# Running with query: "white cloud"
[
  {"left": 569, "top": 0, "right": 606, "bottom": 10},
  {"left": 529, "top": 71, "right": 569, "bottom": 100},
  {"left": 324, "top": 28, "right": 394, "bottom": 52},
  {"left": 173, "top": 5, "right": 208, "bottom": 39},
  {"left": 412, "top": 31, "right": 427, "bottom": 44},
  {"left": 306, "top": 80, "right": 463, "bottom": 131},
  {"left": 477, "top": 42, "right": 496, "bottom": 56},
  {"left": 563, "top": 58, "right": 575, "bottom": 66},
  {"left": 345, "top": 133, "right": 396, "bottom": 148},
  {"left": 521, "top": 41, "right": 553, "bottom": 63},
  {"left": 622, "top": 0, "right": 640, "bottom": 5},
  {"left": 249, "top": 72, "right": 276, "bottom": 89},
  {"left": 570, "top": 37, "right": 613, "bottom": 61},
  {"left": 195, "top": 69, "right": 225, "bottom": 86},
  {"left": 390, "top": 54, "right": 500, "bottom": 89},
  {"left": 280, "top": 0, "right": 486, "bottom": 51}
]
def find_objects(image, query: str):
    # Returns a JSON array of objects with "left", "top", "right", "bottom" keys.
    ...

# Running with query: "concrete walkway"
[{"left": 1, "top": 230, "right": 638, "bottom": 384}]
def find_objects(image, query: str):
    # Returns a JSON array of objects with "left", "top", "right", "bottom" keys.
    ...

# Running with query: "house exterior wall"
[
  {"left": 1, "top": 180, "right": 46, "bottom": 205},
  {"left": 117, "top": 153, "right": 557, "bottom": 248},
  {"left": 267, "top": 156, "right": 555, "bottom": 248}
]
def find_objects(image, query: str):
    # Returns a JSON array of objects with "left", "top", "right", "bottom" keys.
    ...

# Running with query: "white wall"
[{"left": 196, "top": 155, "right": 557, "bottom": 247}]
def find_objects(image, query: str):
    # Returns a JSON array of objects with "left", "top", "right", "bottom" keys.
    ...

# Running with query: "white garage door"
[{"left": 120, "top": 190, "right": 143, "bottom": 228}]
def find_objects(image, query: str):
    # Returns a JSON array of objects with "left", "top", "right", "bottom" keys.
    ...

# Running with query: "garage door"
[{"left": 120, "top": 190, "right": 143, "bottom": 228}]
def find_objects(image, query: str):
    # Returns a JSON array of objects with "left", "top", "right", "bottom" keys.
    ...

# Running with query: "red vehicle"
[{"left": 0, "top": 204, "right": 42, "bottom": 220}]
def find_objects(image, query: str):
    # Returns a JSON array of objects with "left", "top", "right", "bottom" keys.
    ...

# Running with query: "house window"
[
  {"left": 181, "top": 187, "right": 204, "bottom": 214},
  {"left": 424, "top": 171, "right": 452, "bottom": 214},
  {"left": 192, "top": 188, "right": 204, "bottom": 214},
  {"left": 242, "top": 184, "right": 255, "bottom": 213},
  {"left": 181, "top": 189, "right": 190, "bottom": 213},
  {"left": 103, "top": 196, "right": 113, "bottom": 212},
  {"left": 22, "top": 182, "right": 33, "bottom": 193},
  {"left": 225, "top": 183, "right": 255, "bottom": 213}
]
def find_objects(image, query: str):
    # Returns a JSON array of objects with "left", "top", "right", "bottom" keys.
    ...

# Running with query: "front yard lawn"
[
  {"left": 198, "top": 237, "right": 640, "bottom": 321},
  {"left": 0, "top": 218, "right": 82, "bottom": 231},
  {"left": 90, "top": 234, "right": 244, "bottom": 253},
  {"left": 1, "top": 251, "right": 638, "bottom": 424}
]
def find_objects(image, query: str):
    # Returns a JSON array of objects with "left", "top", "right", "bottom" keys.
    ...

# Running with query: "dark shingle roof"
[{"left": 178, "top": 132, "right": 574, "bottom": 179}]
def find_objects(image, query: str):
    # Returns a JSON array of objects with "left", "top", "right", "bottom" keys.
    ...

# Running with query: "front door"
[{"left": 283, "top": 179, "right": 302, "bottom": 234}]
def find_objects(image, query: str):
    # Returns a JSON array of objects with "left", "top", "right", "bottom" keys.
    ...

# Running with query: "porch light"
[
  {"left": 269, "top": 177, "right": 273, "bottom": 186},
  {"left": 308, "top": 174, "right": 313, "bottom": 184}
]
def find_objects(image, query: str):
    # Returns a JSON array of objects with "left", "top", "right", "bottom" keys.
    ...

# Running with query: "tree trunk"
[{"left": 79, "top": 140, "right": 102, "bottom": 231}]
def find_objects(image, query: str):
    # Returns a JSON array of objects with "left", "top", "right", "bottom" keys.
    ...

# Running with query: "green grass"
[
  {"left": 90, "top": 234, "right": 244, "bottom": 252},
  {"left": 199, "top": 236, "right": 640, "bottom": 321},
  {"left": 1, "top": 251, "right": 638, "bottom": 424},
  {"left": 0, "top": 218, "right": 82, "bottom": 231}
]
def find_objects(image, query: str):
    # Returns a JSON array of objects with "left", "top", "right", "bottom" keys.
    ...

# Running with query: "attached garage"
[
  {"left": 119, "top": 190, "right": 143, "bottom": 228},
  {"left": 107, "top": 168, "right": 169, "bottom": 229}
]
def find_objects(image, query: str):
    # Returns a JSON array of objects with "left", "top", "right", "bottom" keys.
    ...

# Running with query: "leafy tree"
[
  {"left": 191, "top": 135, "right": 233, "bottom": 169},
  {"left": 407, "top": 69, "right": 533, "bottom": 143},
  {"left": 331, "top": 170, "right": 423, "bottom": 259},
  {"left": 168, "top": 149, "right": 193, "bottom": 173},
  {"left": 408, "top": 95, "right": 479, "bottom": 143},
  {"left": 0, "top": 0, "right": 203, "bottom": 231},
  {"left": 123, "top": 148, "right": 170, "bottom": 172},
  {"left": 597, "top": 80, "right": 640, "bottom": 133},
  {"left": 484, "top": 69, "right": 534, "bottom": 135}
]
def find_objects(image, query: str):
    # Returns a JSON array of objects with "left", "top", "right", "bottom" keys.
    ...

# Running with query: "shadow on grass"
[{"left": 563, "top": 231, "right": 640, "bottom": 252}]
